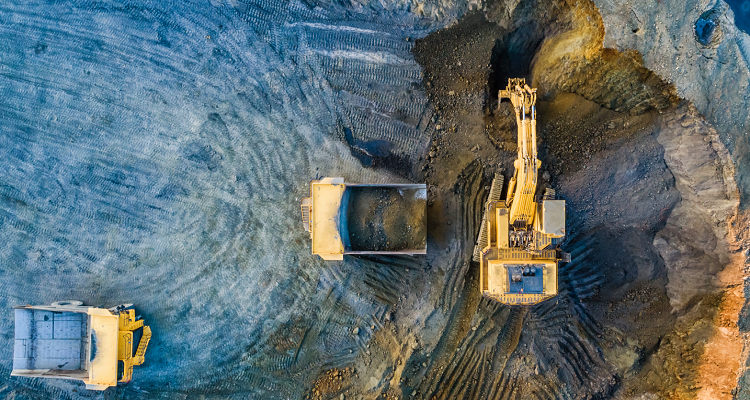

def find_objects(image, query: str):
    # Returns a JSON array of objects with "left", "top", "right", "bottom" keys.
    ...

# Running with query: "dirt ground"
[
  {"left": 404, "top": 1, "right": 743, "bottom": 398},
  {"left": 0, "top": 0, "right": 748, "bottom": 399}
]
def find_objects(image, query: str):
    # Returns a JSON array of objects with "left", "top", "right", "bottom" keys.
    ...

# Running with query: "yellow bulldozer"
[
  {"left": 474, "top": 78, "right": 568, "bottom": 306},
  {"left": 11, "top": 301, "right": 151, "bottom": 390}
]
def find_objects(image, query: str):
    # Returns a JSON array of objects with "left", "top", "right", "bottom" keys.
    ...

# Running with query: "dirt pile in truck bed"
[{"left": 344, "top": 187, "right": 426, "bottom": 252}]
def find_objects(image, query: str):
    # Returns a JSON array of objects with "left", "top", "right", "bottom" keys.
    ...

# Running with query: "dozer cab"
[
  {"left": 301, "top": 177, "right": 426, "bottom": 260},
  {"left": 474, "top": 78, "right": 569, "bottom": 305},
  {"left": 11, "top": 301, "right": 151, "bottom": 390}
]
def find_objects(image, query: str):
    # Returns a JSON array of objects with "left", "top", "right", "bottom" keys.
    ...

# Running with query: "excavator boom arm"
[
  {"left": 500, "top": 79, "right": 539, "bottom": 228},
  {"left": 476, "top": 78, "right": 567, "bottom": 306}
]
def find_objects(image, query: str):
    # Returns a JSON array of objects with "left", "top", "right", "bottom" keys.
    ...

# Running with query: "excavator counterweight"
[{"left": 475, "top": 78, "right": 568, "bottom": 306}]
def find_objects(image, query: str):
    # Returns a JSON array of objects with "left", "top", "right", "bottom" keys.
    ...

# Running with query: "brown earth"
[
  {"left": 306, "top": 367, "right": 356, "bottom": 399},
  {"left": 398, "top": 0, "right": 741, "bottom": 399},
  {"left": 297, "top": 0, "right": 745, "bottom": 399}
]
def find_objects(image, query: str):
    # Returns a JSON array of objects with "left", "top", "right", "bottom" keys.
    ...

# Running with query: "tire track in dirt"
[
  {"left": 0, "top": 0, "right": 437, "bottom": 397},
  {"left": 438, "top": 161, "right": 487, "bottom": 313},
  {"left": 405, "top": 190, "right": 615, "bottom": 399},
  {"left": 405, "top": 161, "right": 490, "bottom": 398}
]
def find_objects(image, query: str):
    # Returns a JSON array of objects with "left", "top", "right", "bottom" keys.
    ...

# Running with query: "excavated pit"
[
  {"left": 405, "top": 0, "right": 741, "bottom": 399},
  {"left": 0, "top": 0, "right": 745, "bottom": 399}
]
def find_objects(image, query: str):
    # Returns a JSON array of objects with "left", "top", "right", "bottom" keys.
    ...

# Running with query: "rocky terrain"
[{"left": 0, "top": 0, "right": 748, "bottom": 399}]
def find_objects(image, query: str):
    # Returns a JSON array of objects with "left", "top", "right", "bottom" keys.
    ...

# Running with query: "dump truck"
[
  {"left": 301, "top": 177, "right": 426, "bottom": 260},
  {"left": 12, "top": 301, "right": 151, "bottom": 390},
  {"left": 474, "top": 78, "right": 569, "bottom": 305}
]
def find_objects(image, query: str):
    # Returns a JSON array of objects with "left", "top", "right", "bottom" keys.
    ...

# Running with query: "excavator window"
[{"left": 506, "top": 265, "right": 544, "bottom": 294}]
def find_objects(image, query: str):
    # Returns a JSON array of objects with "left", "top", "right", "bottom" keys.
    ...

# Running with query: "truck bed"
[
  {"left": 340, "top": 185, "right": 426, "bottom": 253},
  {"left": 14, "top": 309, "right": 86, "bottom": 372}
]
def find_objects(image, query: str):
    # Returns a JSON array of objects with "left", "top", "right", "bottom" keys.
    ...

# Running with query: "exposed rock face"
[
  {"left": 589, "top": 0, "right": 750, "bottom": 396},
  {"left": 592, "top": 1, "right": 750, "bottom": 394},
  {"left": 593, "top": 0, "right": 750, "bottom": 206},
  {"left": 651, "top": 105, "right": 744, "bottom": 399},
  {"left": 530, "top": 0, "right": 679, "bottom": 115},
  {"left": 655, "top": 105, "right": 739, "bottom": 312},
  {"left": 414, "top": 1, "right": 746, "bottom": 398}
]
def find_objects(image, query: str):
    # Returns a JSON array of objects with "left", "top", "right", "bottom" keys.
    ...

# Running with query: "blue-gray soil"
[
  {"left": 726, "top": 0, "right": 750, "bottom": 34},
  {"left": 1, "top": 0, "right": 749, "bottom": 399}
]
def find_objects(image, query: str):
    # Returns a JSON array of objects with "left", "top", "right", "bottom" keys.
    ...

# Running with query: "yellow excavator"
[
  {"left": 11, "top": 301, "right": 151, "bottom": 390},
  {"left": 474, "top": 78, "right": 568, "bottom": 305}
]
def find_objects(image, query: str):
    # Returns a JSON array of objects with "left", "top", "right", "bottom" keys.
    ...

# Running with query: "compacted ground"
[{"left": 0, "top": 1, "right": 748, "bottom": 400}]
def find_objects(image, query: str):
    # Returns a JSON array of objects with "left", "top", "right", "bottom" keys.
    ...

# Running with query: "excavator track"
[{"left": 473, "top": 173, "right": 504, "bottom": 262}]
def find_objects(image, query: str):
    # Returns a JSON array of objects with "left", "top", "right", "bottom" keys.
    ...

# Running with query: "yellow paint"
[
  {"left": 87, "top": 312, "right": 119, "bottom": 388},
  {"left": 480, "top": 79, "right": 566, "bottom": 306},
  {"left": 118, "top": 331, "right": 133, "bottom": 360},
  {"left": 116, "top": 309, "right": 152, "bottom": 383},
  {"left": 502, "top": 79, "right": 540, "bottom": 228},
  {"left": 12, "top": 304, "right": 150, "bottom": 391},
  {"left": 496, "top": 207, "right": 509, "bottom": 248},
  {"left": 133, "top": 326, "right": 151, "bottom": 366},
  {"left": 118, "top": 309, "right": 144, "bottom": 331},
  {"left": 309, "top": 178, "right": 345, "bottom": 259}
]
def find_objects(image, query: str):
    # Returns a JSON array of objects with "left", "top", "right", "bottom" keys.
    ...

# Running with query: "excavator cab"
[{"left": 474, "top": 78, "right": 569, "bottom": 305}]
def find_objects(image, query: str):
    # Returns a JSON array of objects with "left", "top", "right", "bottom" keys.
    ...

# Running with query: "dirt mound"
[{"left": 344, "top": 187, "right": 427, "bottom": 252}]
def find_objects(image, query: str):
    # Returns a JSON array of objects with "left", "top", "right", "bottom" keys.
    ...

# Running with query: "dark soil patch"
[
  {"left": 343, "top": 187, "right": 426, "bottom": 252},
  {"left": 409, "top": 2, "right": 697, "bottom": 399}
]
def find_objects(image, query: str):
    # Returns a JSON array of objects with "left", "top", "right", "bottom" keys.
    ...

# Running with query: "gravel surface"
[{"left": 1, "top": 1, "right": 749, "bottom": 399}]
